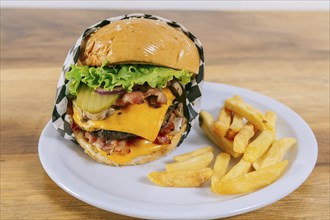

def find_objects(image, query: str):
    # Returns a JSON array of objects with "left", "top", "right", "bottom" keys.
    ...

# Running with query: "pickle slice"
[{"left": 76, "top": 85, "right": 119, "bottom": 113}]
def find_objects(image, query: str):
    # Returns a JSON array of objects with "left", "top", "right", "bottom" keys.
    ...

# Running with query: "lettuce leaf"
[{"left": 65, "top": 64, "right": 192, "bottom": 96}]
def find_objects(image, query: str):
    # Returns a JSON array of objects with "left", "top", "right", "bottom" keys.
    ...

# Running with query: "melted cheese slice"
[
  {"left": 97, "top": 139, "right": 164, "bottom": 165},
  {"left": 73, "top": 88, "right": 175, "bottom": 141}
]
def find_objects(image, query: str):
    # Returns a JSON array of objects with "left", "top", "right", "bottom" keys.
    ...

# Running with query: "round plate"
[{"left": 39, "top": 82, "right": 318, "bottom": 219}]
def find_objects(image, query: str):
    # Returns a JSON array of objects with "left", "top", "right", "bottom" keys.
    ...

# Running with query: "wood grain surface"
[{"left": 1, "top": 9, "right": 329, "bottom": 219}]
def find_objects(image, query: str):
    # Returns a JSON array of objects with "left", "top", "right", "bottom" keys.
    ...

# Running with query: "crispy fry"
[
  {"left": 211, "top": 153, "right": 231, "bottom": 192},
  {"left": 213, "top": 108, "right": 232, "bottom": 137},
  {"left": 225, "top": 96, "right": 267, "bottom": 131},
  {"left": 243, "top": 130, "right": 275, "bottom": 162},
  {"left": 233, "top": 123, "right": 255, "bottom": 153},
  {"left": 148, "top": 168, "right": 213, "bottom": 187},
  {"left": 213, "top": 160, "right": 288, "bottom": 194},
  {"left": 265, "top": 111, "right": 277, "bottom": 133},
  {"left": 173, "top": 146, "right": 214, "bottom": 162},
  {"left": 253, "top": 138, "right": 296, "bottom": 170},
  {"left": 199, "top": 111, "right": 242, "bottom": 158},
  {"left": 226, "top": 114, "right": 244, "bottom": 140},
  {"left": 166, "top": 151, "right": 214, "bottom": 172},
  {"left": 221, "top": 158, "right": 252, "bottom": 181},
  {"left": 230, "top": 114, "right": 244, "bottom": 133}
]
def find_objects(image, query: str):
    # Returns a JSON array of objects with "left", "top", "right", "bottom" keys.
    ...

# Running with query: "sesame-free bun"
[
  {"left": 79, "top": 18, "right": 200, "bottom": 74},
  {"left": 73, "top": 123, "right": 187, "bottom": 166}
]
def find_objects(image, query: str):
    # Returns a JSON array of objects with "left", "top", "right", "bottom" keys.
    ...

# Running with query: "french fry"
[
  {"left": 166, "top": 151, "right": 214, "bottom": 172},
  {"left": 199, "top": 111, "right": 242, "bottom": 158},
  {"left": 225, "top": 96, "right": 267, "bottom": 131},
  {"left": 173, "top": 146, "right": 214, "bottom": 162},
  {"left": 211, "top": 153, "right": 231, "bottom": 192},
  {"left": 230, "top": 114, "right": 244, "bottom": 132},
  {"left": 221, "top": 158, "right": 252, "bottom": 181},
  {"left": 233, "top": 123, "right": 255, "bottom": 153},
  {"left": 148, "top": 168, "right": 213, "bottom": 187},
  {"left": 226, "top": 114, "right": 244, "bottom": 140},
  {"left": 213, "top": 108, "right": 232, "bottom": 137},
  {"left": 253, "top": 138, "right": 296, "bottom": 170},
  {"left": 265, "top": 111, "right": 277, "bottom": 133},
  {"left": 213, "top": 160, "right": 288, "bottom": 194},
  {"left": 243, "top": 130, "right": 275, "bottom": 162}
]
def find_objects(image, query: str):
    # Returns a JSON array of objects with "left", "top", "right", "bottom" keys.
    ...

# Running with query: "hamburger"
[{"left": 64, "top": 17, "right": 200, "bottom": 166}]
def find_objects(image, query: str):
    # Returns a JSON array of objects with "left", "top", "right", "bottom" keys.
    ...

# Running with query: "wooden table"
[{"left": 1, "top": 9, "right": 329, "bottom": 219}]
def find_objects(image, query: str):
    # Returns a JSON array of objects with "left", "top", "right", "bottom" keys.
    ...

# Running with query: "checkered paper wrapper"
[{"left": 52, "top": 13, "right": 204, "bottom": 146}]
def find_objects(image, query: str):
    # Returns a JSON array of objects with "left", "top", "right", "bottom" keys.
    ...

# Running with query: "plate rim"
[{"left": 39, "top": 82, "right": 318, "bottom": 219}]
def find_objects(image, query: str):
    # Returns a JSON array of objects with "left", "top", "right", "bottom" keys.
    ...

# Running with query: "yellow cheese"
[
  {"left": 96, "top": 139, "right": 164, "bottom": 165},
  {"left": 73, "top": 88, "right": 175, "bottom": 141}
]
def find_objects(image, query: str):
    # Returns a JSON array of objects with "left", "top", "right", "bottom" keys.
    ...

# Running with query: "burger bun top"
[{"left": 79, "top": 18, "right": 200, "bottom": 74}]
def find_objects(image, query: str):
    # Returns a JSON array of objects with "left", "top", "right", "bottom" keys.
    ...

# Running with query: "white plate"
[{"left": 39, "top": 82, "right": 318, "bottom": 219}]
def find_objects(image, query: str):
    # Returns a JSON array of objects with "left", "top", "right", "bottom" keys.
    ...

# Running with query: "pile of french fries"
[
  {"left": 201, "top": 95, "right": 296, "bottom": 194},
  {"left": 148, "top": 95, "right": 297, "bottom": 195}
]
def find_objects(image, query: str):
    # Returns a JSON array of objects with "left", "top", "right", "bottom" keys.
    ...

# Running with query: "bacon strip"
[
  {"left": 85, "top": 132, "right": 131, "bottom": 155},
  {"left": 114, "top": 89, "right": 167, "bottom": 108},
  {"left": 155, "top": 134, "right": 171, "bottom": 145},
  {"left": 114, "top": 91, "right": 145, "bottom": 106},
  {"left": 115, "top": 91, "right": 145, "bottom": 106},
  {"left": 145, "top": 88, "right": 167, "bottom": 105}
]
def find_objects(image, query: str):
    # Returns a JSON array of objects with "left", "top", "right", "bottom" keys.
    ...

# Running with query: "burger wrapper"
[{"left": 52, "top": 13, "right": 204, "bottom": 146}]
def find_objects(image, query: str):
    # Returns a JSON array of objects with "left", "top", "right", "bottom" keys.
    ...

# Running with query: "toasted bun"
[
  {"left": 79, "top": 18, "right": 200, "bottom": 74},
  {"left": 73, "top": 123, "right": 187, "bottom": 166}
]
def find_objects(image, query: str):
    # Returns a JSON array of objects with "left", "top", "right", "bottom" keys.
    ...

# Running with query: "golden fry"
[
  {"left": 233, "top": 123, "right": 255, "bottom": 153},
  {"left": 225, "top": 96, "right": 267, "bottom": 131},
  {"left": 265, "top": 111, "right": 277, "bottom": 133},
  {"left": 213, "top": 108, "right": 232, "bottom": 137},
  {"left": 230, "top": 114, "right": 244, "bottom": 133},
  {"left": 211, "top": 153, "right": 231, "bottom": 192},
  {"left": 213, "top": 160, "right": 288, "bottom": 194},
  {"left": 243, "top": 130, "right": 275, "bottom": 162},
  {"left": 166, "top": 151, "right": 214, "bottom": 172},
  {"left": 173, "top": 146, "right": 214, "bottom": 162},
  {"left": 148, "top": 168, "right": 213, "bottom": 187},
  {"left": 221, "top": 158, "right": 252, "bottom": 181},
  {"left": 253, "top": 138, "right": 296, "bottom": 170},
  {"left": 226, "top": 114, "right": 244, "bottom": 140},
  {"left": 199, "top": 111, "right": 242, "bottom": 158}
]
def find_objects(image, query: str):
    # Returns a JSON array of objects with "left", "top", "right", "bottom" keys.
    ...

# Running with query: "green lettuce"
[{"left": 65, "top": 64, "right": 192, "bottom": 96}]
